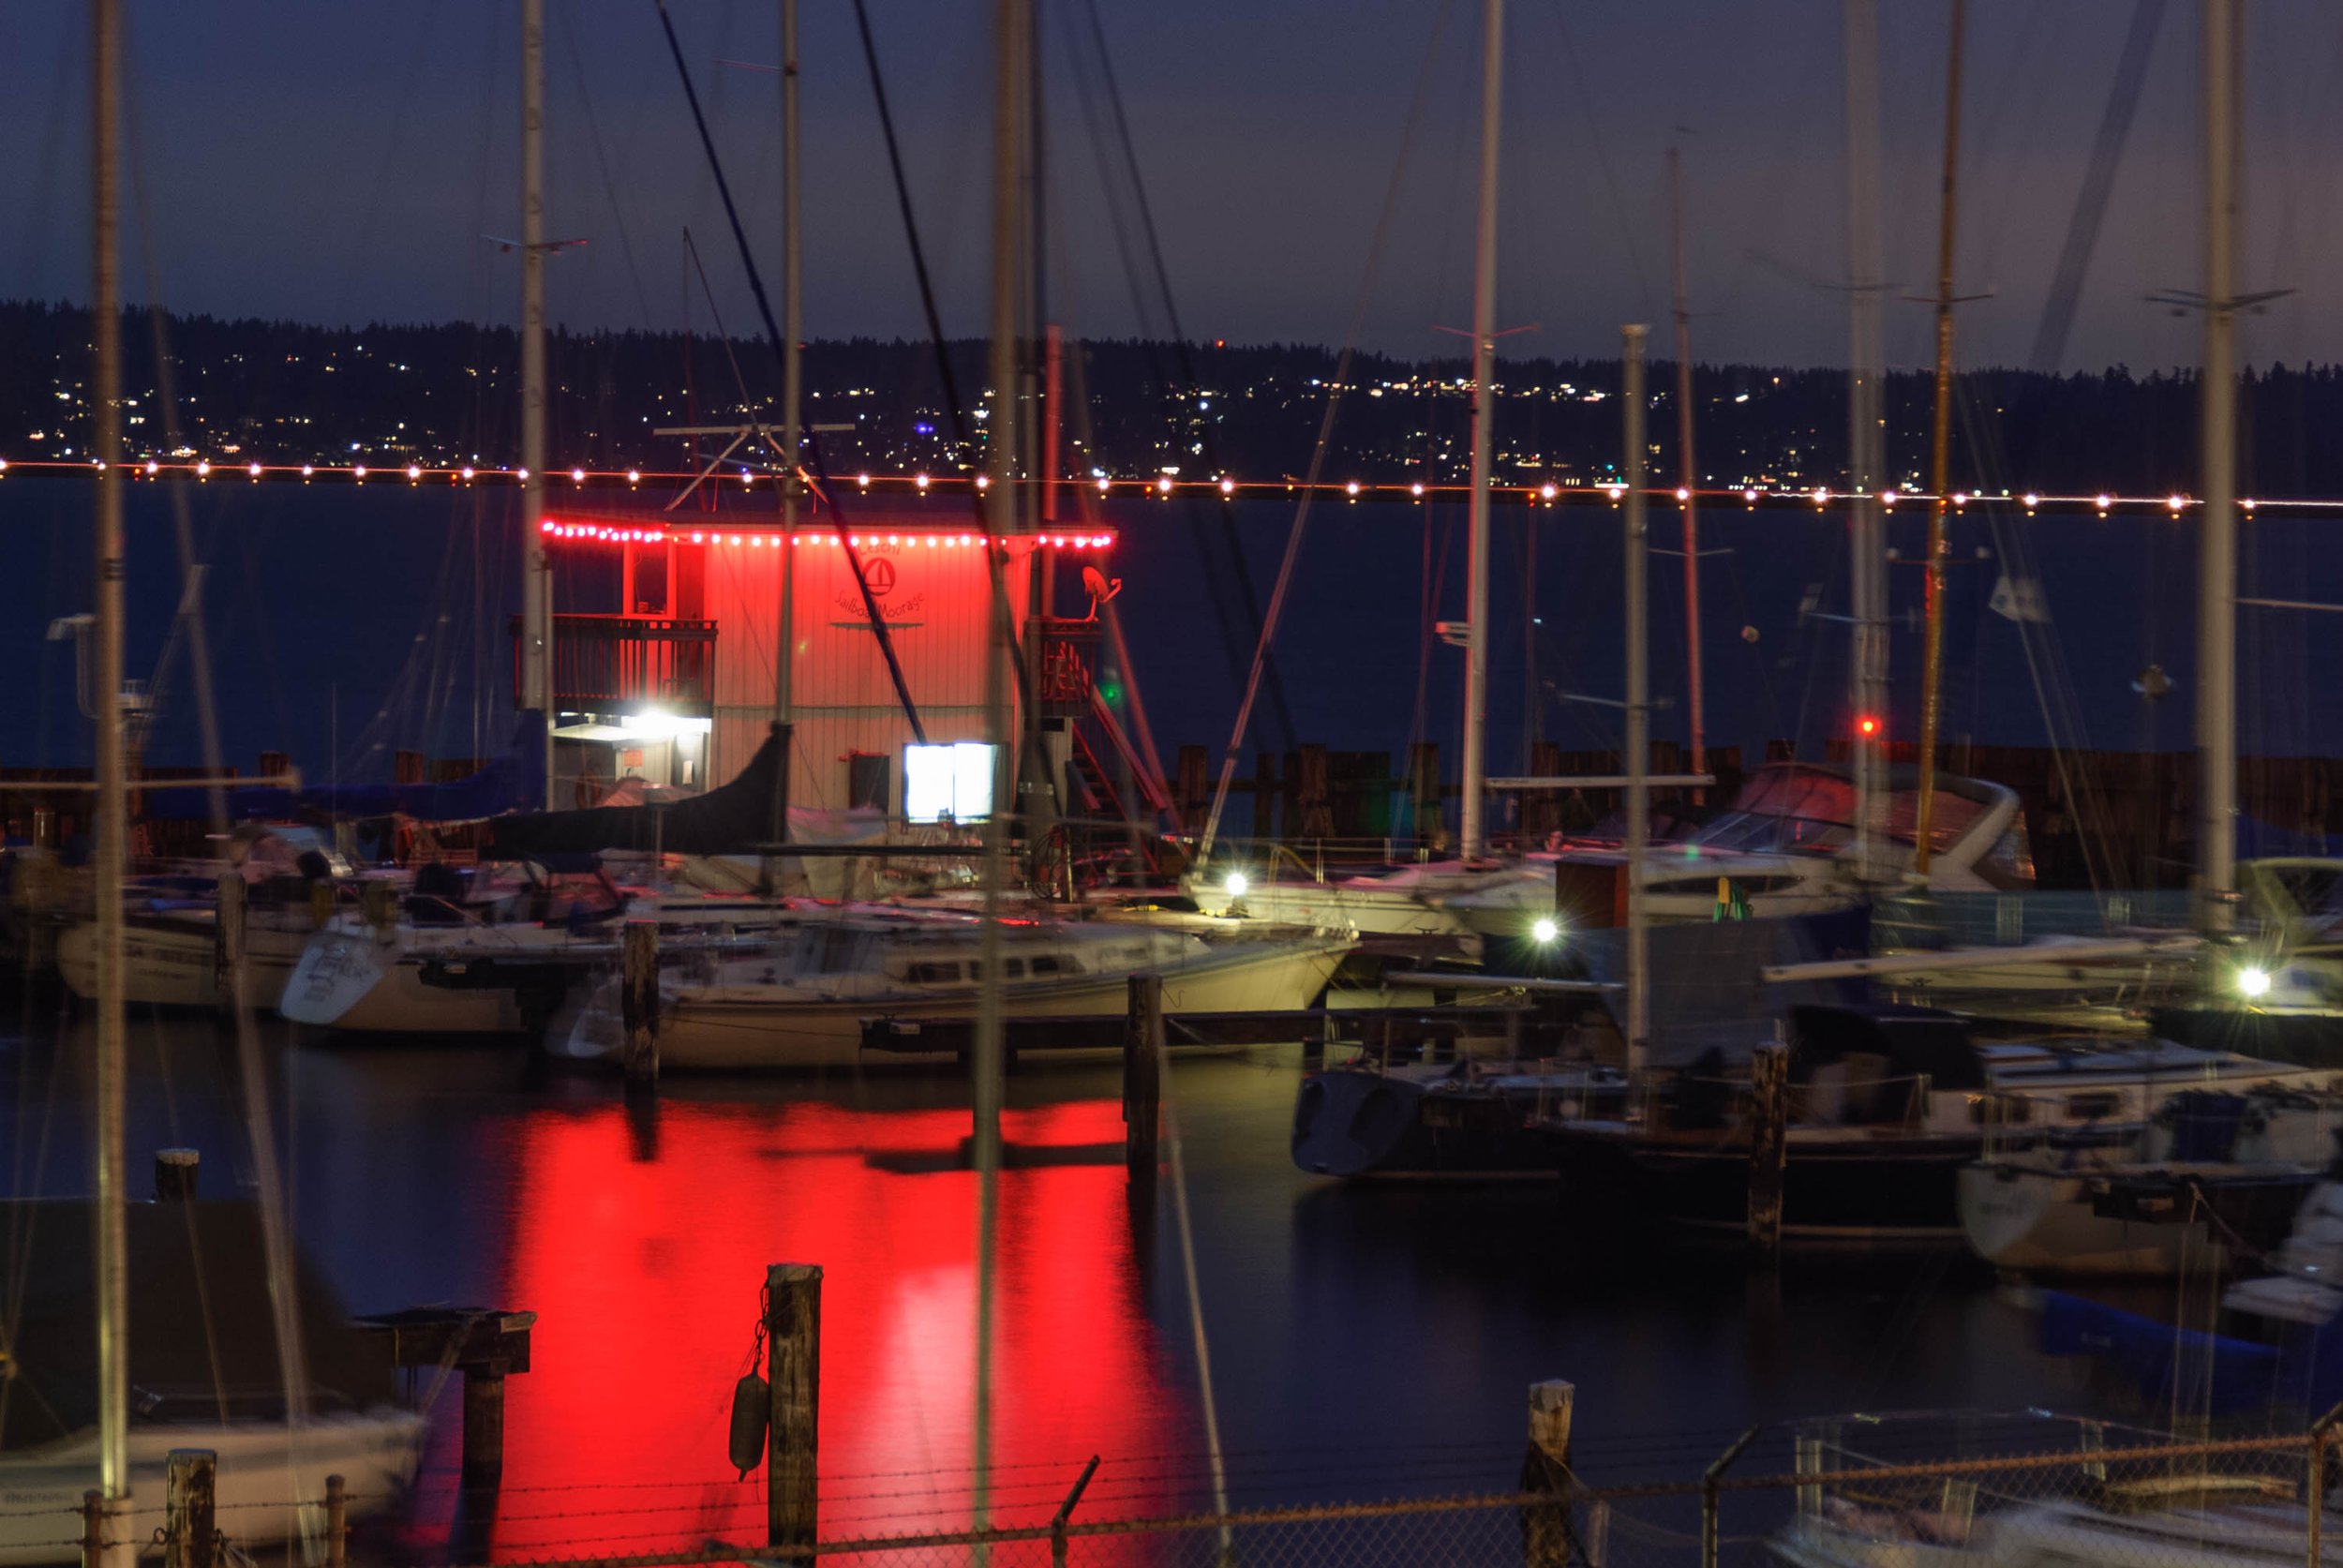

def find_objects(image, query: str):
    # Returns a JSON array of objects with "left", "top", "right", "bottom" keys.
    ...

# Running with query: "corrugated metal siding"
[{"left": 698, "top": 529, "right": 1035, "bottom": 814}]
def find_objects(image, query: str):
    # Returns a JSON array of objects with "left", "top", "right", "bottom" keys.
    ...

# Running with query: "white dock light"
[
  {"left": 1531, "top": 917, "right": 1560, "bottom": 945},
  {"left": 2238, "top": 965, "right": 2273, "bottom": 999},
  {"left": 1224, "top": 872, "right": 1249, "bottom": 899}
]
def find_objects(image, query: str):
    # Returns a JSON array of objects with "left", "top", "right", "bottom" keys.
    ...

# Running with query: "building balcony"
[{"left": 511, "top": 614, "right": 716, "bottom": 713}]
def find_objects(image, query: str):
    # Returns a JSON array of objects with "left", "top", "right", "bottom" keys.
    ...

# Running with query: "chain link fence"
[{"left": 36, "top": 1413, "right": 2343, "bottom": 1568}]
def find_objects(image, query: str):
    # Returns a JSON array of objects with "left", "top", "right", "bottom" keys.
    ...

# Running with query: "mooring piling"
[
  {"left": 1123, "top": 973, "right": 1163, "bottom": 1178},
  {"left": 765, "top": 1262, "right": 822, "bottom": 1549}
]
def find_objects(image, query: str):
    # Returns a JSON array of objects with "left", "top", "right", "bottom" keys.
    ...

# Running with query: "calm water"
[
  {"left": 15, "top": 482, "right": 2343, "bottom": 783},
  {"left": 0, "top": 994, "right": 2147, "bottom": 1559}
]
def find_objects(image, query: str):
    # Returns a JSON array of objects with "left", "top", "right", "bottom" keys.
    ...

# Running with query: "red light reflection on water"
[{"left": 429, "top": 1096, "right": 1190, "bottom": 1558}]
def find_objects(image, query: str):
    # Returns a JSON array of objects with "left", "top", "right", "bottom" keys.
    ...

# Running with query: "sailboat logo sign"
[{"left": 834, "top": 555, "right": 926, "bottom": 621}]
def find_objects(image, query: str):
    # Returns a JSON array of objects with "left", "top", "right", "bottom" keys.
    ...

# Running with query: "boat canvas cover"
[
  {"left": 1573, "top": 906, "right": 1872, "bottom": 1066},
  {"left": 145, "top": 712, "right": 548, "bottom": 826},
  {"left": 0, "top": 1199, "right": 397, "bottom": 1449},
  {"left": 483, "top": 727, "right": 787, "bottom": 860}
]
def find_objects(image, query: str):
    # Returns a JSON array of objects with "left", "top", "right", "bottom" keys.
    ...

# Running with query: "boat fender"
[{"left": 728, "top": 1371, "right": 770, "bottom": 1477}]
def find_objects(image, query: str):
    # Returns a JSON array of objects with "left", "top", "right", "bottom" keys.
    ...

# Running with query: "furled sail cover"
[{"left": 481, "top": 725, "right": 788, "bottom": 860}]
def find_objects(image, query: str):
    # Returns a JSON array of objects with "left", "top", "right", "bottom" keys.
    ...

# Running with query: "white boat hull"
[
  {"left": 0, "top": 1409, "right": 424, "bottom": 1565},
  {"left": 1955, "top": 1162, "right": 2214, "bottom": 1277},
  {"left": 57, "top": 918, "right": 310, "bottom": 1011},
  {"left": 278, "top": 931, "right": 526, "bottom": 1034},
  {"left": 564, "top": 936, "right": 1356, "bottom": 1069}
]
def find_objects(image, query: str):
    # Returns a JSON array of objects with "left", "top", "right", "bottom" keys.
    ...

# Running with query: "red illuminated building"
[{"left": 525, "top": 510, "right": 1125, "bottom": 821}]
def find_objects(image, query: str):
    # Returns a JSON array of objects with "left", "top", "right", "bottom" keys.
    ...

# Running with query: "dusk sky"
[{"left": 7, "top": 2, "right": 2343, "bottom": 373}]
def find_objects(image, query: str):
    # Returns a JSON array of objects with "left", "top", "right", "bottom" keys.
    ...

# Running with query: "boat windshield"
[{"left": 1692, "top": 769, "right": 1985, "bottom": 858}]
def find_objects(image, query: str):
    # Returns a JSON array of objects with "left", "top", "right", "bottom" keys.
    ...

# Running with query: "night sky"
[{"left": 6, "top": 3, "right": 2343, "bottom": 372}]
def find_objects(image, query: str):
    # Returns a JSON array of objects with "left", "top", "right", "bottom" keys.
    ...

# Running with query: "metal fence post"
[
  {"left": 2309, "top": 1402, "right": 2343, "bottom": 1568},
  {"left": 324, "top": 1473, "right": 347, "bottom": 1568},
  {"left": 1702, "top": 1428, "right": 1759, "bottom": 1568},
  {"left": 1050, "top": 1456, "right": 1100, "bottom": 1568}
]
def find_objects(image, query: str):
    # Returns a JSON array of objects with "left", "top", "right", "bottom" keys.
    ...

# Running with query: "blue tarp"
[
  {"left": 143, "top": 713, "right": 546, "bottom": 825},
  {"left": 2039, "top": 1290, "right": 2279, "bottom": 1413},
  {"left": 2039, "top": 1289, "right": 2343, "bottom": 1418}
]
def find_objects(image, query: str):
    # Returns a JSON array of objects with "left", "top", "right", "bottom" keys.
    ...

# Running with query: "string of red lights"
[{"left": 0, "top": 455, "right": 2316, "bottom": 518}]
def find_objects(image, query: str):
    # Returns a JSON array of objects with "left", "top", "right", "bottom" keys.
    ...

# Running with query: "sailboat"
[{"left": 1, "top": 9, "right": 427, "bottom": 1557}]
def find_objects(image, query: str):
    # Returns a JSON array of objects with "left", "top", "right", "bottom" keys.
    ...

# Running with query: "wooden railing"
[{"left": 510, "top": 615, "right": 716, "bottom": 711}]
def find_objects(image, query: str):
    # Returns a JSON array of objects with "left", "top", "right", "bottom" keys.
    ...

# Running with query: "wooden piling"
[
  {"left": 1124, "top": 973, "right": 1163, "bottom": 1177},
  {"left": 620, "top": 919, "right": 660, "bottom": 1086},
  {"left": 323, "top": 1475, "right": 347, "bottom": 1568},
  {"left": 165, "top": 1449, "right": 216, "bottom": 1568},
  {"left": 1519, "top": 1380, "right": 1575, "bottom": 1568},
  {"left": 213, "top": 869, "right": 246, "bottom": 1013},
  {"left": 81, "top": 1489, "right": 101, "bottom": 1568},
  {"left": 361, "top": 877, "right": 395, "bottom": 933},
  {"left": 154, "top": 1147, "right": 199, "bottom": 1202},
  {"left": 461, "top": 1369, "right": 506, "bottom": 1486},
  {"left": 1747, "top": 1043, "right": 1791, "bottom": 1254},
  {"left": 765, "top": 1262, "right": 823, "bottom": 1550}
]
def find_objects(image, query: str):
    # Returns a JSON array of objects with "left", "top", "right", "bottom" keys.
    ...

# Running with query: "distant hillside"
[{"left": 7, "top": 298, "right": 2343, "bottom": 494}]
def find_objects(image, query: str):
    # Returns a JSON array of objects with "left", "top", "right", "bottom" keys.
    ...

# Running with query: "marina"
[{"left": 22, "top": 0, "right": 2343, "bottom": 1565}]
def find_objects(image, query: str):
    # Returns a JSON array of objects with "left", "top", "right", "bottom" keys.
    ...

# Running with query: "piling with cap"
[
  {"left": 212, "top": 870, "right": 246, "bottom": 1013},
  {"left": 765, "top": 1262, "right": 822, "bottom": 1549},
  {"left": 1519, "top": 1380, "right": 1576, "bottom": 1568},
  {"left": 154, "top": 1148, "right": 200, "bottom": 1202}
]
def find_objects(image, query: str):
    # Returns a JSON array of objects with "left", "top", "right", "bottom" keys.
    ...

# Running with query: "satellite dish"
[{"left": 1082, "top": 565, "right": 1123, "bottom": 620}]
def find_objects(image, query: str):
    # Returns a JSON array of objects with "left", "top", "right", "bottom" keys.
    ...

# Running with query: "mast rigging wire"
[
  {"left": 1194, "top": 0, "right": 1456, "bottom": 857},
  {"left": 653, "top": 0, "right": 928, "bottom": 743}
]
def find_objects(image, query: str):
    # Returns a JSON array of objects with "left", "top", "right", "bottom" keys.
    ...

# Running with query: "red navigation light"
[{"left": 1856, "top": 715, "right": 1881, "bottom": 739}]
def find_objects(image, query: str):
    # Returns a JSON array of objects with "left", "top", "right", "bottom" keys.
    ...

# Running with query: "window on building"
[{"left": 847, "top": 752, "right": 891, "bottom": 814}]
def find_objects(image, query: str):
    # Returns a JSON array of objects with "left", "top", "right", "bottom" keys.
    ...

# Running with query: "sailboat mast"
[
  {"left": 2199, "top": 0, "right": 2239, "bottom": 932},
  {"left": 775, "top": 0, "right": 801, "bottom": 730},
  {"left": 1667, "top": 150, "right": 1705, "bottom": 800},
  {"left": 521, "top": 0, "right": 555, "bottom": 806},
  {"left": 972, "top": 0, "right": 1023, "bottom": 1535},
  {"left": 90, "top": 0, "right": 130, "bottom": 1531},
  {"left": 1913, "top": 0, "right": 1966, "bottom": 877},
  {"left": 1843, "top": 0, "right": 1888, "bottom": 886},
  {"left": 1622, "top": 325, "right": 1651, "bottom": 1073},
  {"left": 1458, "top": 0, "right": 1503, "bottom": 862}
]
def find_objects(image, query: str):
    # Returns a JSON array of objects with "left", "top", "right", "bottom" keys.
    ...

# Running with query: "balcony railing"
[{"left": 511, "top": 615, "right": 716, "bottom": 712}]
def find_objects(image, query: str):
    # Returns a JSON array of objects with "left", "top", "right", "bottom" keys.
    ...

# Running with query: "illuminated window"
[{"left": 903, "top": 741, "right": 998, "bottom": 823}]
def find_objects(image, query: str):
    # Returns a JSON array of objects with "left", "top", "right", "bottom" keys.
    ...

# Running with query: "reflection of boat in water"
[
  {"left": 1958, "top": 1085, "right": 2343, "bottom": 1277},
  {"left": 0, "top": 1199, "right": 423, "bottom": 1564},
  {"left": 560, "top": 910, "right": 1356, "bottom": 1069}
]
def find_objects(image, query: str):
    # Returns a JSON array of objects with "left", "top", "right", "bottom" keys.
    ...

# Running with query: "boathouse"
[{"left": 525, "top": 508, "right": 1126, "bottom": 824}]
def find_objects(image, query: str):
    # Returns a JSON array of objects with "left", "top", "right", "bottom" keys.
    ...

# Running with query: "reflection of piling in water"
[{"left": 620, "top": 919, "right": 660, "bottom": 1088}]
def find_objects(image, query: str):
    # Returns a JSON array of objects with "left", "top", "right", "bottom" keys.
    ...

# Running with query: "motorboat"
[
  {"left": 1959, "top": 1084, "right": 2343, "bottom": 1277},
  {"left": 558, "top": 908, "right": 1358, "bottom": 1069},
  {"left": 0, "top": 1199, "right": 423, "bottom": 1564},
  {"left": 1543, "top": 1003, "right": 2330, "bottom": 1239},
  {"left": 1183, "top": 853, "right": 1525, "bottom": 950},
  {"left": 1440, "top": 763, "right": 2032, "bottom": 942}
]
